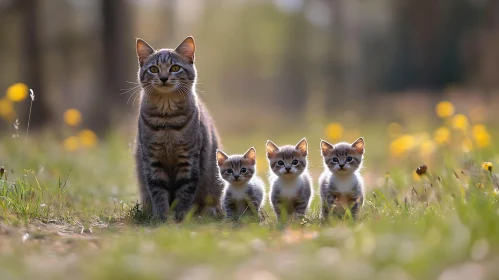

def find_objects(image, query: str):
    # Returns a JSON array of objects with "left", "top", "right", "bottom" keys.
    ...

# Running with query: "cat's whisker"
[
  {"left": 126, "top": 88, "right": 141, "bottom": 106},
  {"left": 121, "top": 84, "right": 144, "bottom": 94}
]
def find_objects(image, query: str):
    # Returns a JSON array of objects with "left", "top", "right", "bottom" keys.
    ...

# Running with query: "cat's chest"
[
  {"left": 331, "top": 176, "right": 356, "bottom": 193},
  {"left": 148, "top": 131, "right": 199, "bottom": 168},
  {"left": 276, "top": 178, "right": 301, "bottom": 198}
]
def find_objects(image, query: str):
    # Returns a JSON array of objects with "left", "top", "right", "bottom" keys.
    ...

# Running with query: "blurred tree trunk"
[
  {"left": 87, "top": 0, "right": 131, "bottom": 134},
  {"left": 386, "top": 0, "right": 474, "bottom": 91},
  {"left": 324, "top": 0, "right": 345, "bottom": 109},
  {"left": 18, "top": 0, "right": 50, "bottom": 128},
  {"left": 278, "top": 13, "right": 308, "bottom": 117}
]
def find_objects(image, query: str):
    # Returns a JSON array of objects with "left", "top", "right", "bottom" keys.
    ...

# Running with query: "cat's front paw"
[
  {"left": 173, "top": 211, "right": 186, "bottom": 223},
  {"left": 204, "top": 206, "right": 220, "bottom": 217}
]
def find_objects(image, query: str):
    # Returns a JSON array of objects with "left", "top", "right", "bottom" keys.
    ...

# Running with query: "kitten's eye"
[
  {"left": 227, "top": 169, "right": 233, "bottom": 174},
  {"left": 346, "top": 156, "right": 353, "bottom": 162},
  {"left": 292, "top": 159, "right": 299, "bottom": 166},
  {"left": 277, "top": 160, "right": 284, "bottom": 166},
  {"left": 170, "top": 65, "right": 181, "bottom": 72},
  {"left": 332, "top": 158, "right": 339, "bottom": 163},
  {"left": 240, "top": 168, "right": 247, "bottom": 174},
  {"left": 149, "top": 66, "right": 159, "bottom": 73}
]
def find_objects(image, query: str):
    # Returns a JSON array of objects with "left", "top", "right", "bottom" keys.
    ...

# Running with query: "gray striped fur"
[
  {"left": 319, "top": 138, "right": 365, "bottom": 219},
  {"left": 134, "top": 37, "right": 223, "bottom": 222},
  {"left": 217, "top": 148, "right": 265, "bottom": 221},
  {"left": 266, "top": 138, "right": 313, "bottom": 220}
]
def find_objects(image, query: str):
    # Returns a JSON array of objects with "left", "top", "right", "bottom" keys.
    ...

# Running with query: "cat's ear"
[
  {"left": 351, "top": 137, "right": 365, "bottom": 154},
  {"left": 175, "top": 36, "right": 195, "bottom": 63},
  {"left": 216, "top": 149, "right": 229, "bottom": 166},
  {"left": 320, "top": 140, "right": 334, "bottom": 156},
  {"left": 243, "top": 147, "right": 256, "bottom": 165},
  {"left": 266, "top": 140, "right": 280, "bottom": 159},
  {"left": 136, "top": 38, "right": 155, "bottom": 67},
  {"left": 295, "top": 138, "right": 308, "bottom": 156}
]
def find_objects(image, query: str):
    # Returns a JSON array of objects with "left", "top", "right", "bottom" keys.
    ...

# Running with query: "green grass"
[{"left": 1, "top": 126, "right": 499, "bottom": 280}]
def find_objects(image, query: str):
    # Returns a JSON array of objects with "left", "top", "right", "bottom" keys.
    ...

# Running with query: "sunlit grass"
[{"left": 1, "top": 96, "right": 499, "bottom": 279}]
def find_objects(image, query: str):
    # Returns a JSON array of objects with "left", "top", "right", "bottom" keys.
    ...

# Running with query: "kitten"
[
  {"left": 134, "top": 37, "right": 223, "bottom": 222},
  {"left": 266, "top": 138, "right": 313, "bottom": 220},
  {"left": 319, "top": 137, "right": 365, "bottom": 219},
  {"left": 216, "top": 148, "right": 265, "bottom": 220}
]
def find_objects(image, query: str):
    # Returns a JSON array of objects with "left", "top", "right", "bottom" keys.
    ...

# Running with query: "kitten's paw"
[
  {"left": 204, "top": 206, "right": 222, "bottom": 217},
  {"left": 174, "top": 211, "right": 185, "bottom": 223}
]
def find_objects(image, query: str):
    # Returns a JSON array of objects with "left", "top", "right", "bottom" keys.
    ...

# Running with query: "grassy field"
[{"left": 1, "top": 98, "right": 499, "bottom": 280}]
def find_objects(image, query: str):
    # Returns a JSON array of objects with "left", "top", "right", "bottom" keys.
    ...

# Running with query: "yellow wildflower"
[
  {"left": 6, "top": 83, "right": 28, "bottom": 102},
  {"left": 326, "top": 122, "right": 343, "bottom": 141},
  {"left": 387, "top": 122, "right": 403, "bottom": 138},
  {"left": 390, "top": 134, "right": 415, "bottom": 157},
  {"left": 476, "top": 183, "right": 484, "bottom": 189},
  {"left": 472, "top": 124, "right": 491, "bottom": 148},
  {"left": 435, "top": 101, "right": 454, "bottom": 118},
  {"left": 63, "top": 109, "right": 82, "bottom": 126},
  {"left": 78, "top": 129, "right": 98, "bottom": 147},
  {"left": 482, "top": 162, "right": 493, "bottom": 172},
  {"left": 63, "top": 136, "right": 80, "bottom": 151},
  {"left": 433, "top": 127, "right": 451, "bottom": 144},
  {"left": 451, "top": 114, "right": 469, "bottom": 131}
]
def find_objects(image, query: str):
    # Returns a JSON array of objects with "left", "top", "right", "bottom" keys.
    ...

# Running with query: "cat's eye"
[
  {"left": 227, "top": 169, "right": 233, "bottom": 174},
  {"left": 170, "top": 65, "right": 181, "bottom": 72},
  {"left": 346, "top": 156, "right": 353, "bottom": 162},
  {"left": 149, "top": 66, "right": 159, "bottom": 73},
  {"left": 292, "top": 159, "right": 299, "bottom": 166},
  {"left": 332, "top": 158, "right": 339, "bottom": 163},
  {"left": 277, "top": 160, "right": 285, "bottom": 166},
  {"left": 240, "top": 168, "right": 247, "bottom": 174}
]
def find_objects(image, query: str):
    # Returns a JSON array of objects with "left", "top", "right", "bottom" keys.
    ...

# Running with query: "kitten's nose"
[
  {"left": 339, "top": 164, "right": 345, "bottom": 169},
  {"left": 234, "top": 175, "right": 240, "bottom": 179},
  {"left": 160, "top": 77, "right": 168, "bottom": 83},
  {"left": 285, "top": 167, "right": 291, "bottom": 171}
]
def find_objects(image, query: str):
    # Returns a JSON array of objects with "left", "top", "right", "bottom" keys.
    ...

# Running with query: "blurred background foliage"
[{"left": 0, "top": 0, "right": 498, "bottom": 153}]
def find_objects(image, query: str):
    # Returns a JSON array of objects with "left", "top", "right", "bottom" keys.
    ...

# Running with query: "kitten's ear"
[
  {"left": 136, "top": 38, "right": 155, "bottom": 67},
  {"left": 320, "top": 140, "right": 334, "bottom": 156},
  {"left": 175, "top": 36, "right": 195, "bottom": 63},
  {"left": 295, "top": 138, "right": 308, "bottom": 156},
  {"left": 216, "top": 149, "right": 229, "bottom": 166},
  {"left": 243, "top": 147, "right": 256, "bottom": 165},
  {"left": 351, "top": 137, "right": 365, "bottom": 154},
  {"left": 266, "top": 140, "right": 280, "bottom": 159}
]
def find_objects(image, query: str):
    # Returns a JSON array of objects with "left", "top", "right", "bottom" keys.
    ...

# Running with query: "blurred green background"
[
  {"left": 1, "top": 0, "right": 498, "bottom": 178},
  {"left": 2, "top": 0, "right": 499, "bottom": 130}
]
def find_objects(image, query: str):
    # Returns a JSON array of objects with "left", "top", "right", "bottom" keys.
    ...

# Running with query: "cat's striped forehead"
[
  {"left": 274, "top": 146, "right": 304, "bottom": 160},
  {"left": 144, "top": 49, "right": 190, "bottom": 67},
  {"left": 331, "top": 143, "right": 357, "bottom": 156},
  {"left": 219, "top": 155, "right": 256, "bottom": 170}
]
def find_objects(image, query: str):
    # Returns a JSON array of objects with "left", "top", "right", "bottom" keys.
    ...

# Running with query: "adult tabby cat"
[{"left": 134, "top": 37, "right": 223, "bottom": 222}]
